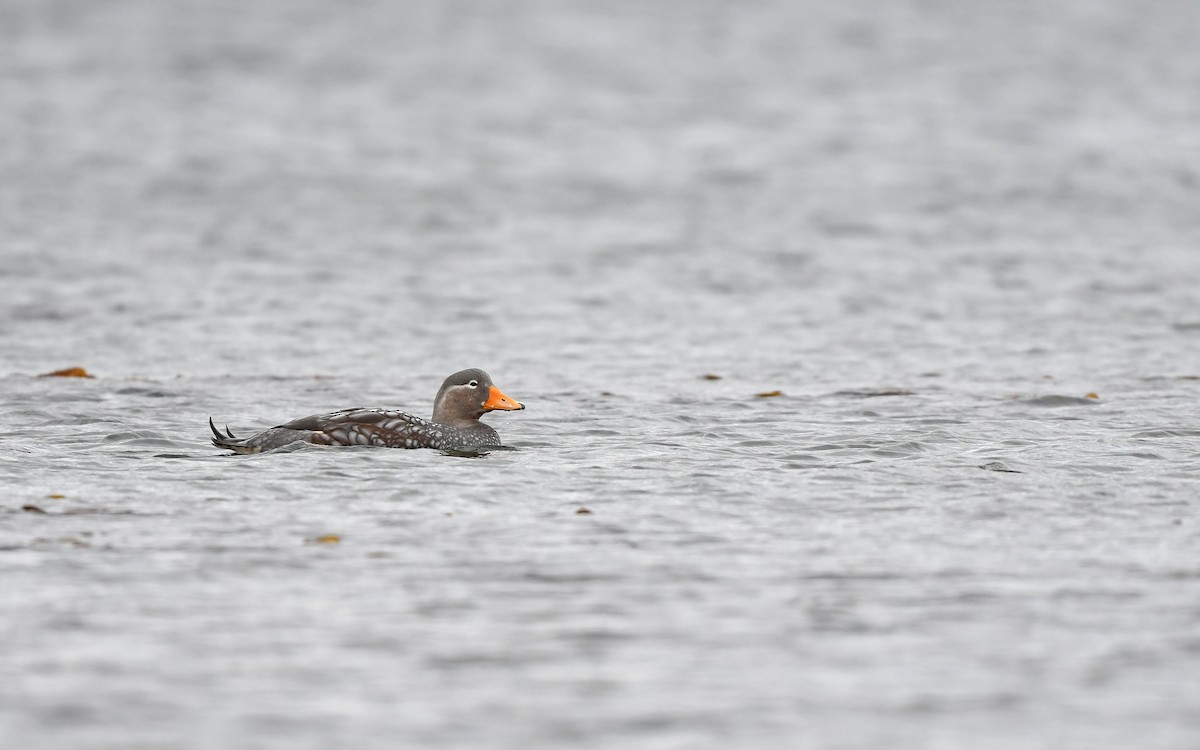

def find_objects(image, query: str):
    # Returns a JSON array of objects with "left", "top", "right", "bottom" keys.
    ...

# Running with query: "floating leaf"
[
  {"left": 22, "top": 504, "right": 48, "bottom": 513},
  {"left": 701, "top": 373, "right": 722, "bottom": 381},
  {"left": 1085, "top": 392, "right": 1099, "bottom": 400},
  {"left": 756, "top": 390, "right": 784, "bottom": 398},
  {"left": 47, "top": 493, "right": 65, "bottom": 499},
  {"left": 313, "top": 534, "right": 341, "bottom": 544},
  {"left": 40, "top": 367, "right": 94, "bottom": 378},
  {"left": 575, "top": 507, "right": 593, "bottom": 515}
]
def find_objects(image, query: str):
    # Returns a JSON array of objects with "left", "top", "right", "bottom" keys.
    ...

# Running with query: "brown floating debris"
[
  {"left": 40, "top": 367, "right": 95, "bottom": 378},
  {"left": 47, "top": 493, "right": 65, "bottom": 499},
  {"left": 575, "top": 507, "right": 593, "bottom": 515},
  {"left": 1085, "top": 392, "right": 1099, "bottom": 400},
  {"left": 701, "top": 373, "right": 722, "bottom": 381},
  {"left": 22, "top": 504, "right": 48, "bottom": 513},
  {"left": 756, "top": 390, "right": 784, "bottom": 398},
  {"left": 313, "top": 534, "right": 341, "bottom": 544}
]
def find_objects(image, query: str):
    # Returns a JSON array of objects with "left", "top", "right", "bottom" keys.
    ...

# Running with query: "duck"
[{"left": 209, "top": 368, "right": 524, "bottom": 453}]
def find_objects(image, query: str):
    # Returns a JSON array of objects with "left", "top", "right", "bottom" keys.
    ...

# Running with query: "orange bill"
[{"left": 483, "top": 385, "right": 525, "bottom": 411}]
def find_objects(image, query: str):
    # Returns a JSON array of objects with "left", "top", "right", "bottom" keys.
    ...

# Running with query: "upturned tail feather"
[{"left": 209, "top": 416, "right": 255, "bottom": 452}]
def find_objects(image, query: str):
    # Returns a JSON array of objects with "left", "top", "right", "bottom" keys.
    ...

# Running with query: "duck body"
[{"left": 210, "top": 368, "right": 523, "bottom": 454}]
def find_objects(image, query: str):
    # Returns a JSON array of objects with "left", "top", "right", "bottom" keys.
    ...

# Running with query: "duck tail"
[{"left": 210, "top": 416, "right": 256, "bottom": 453}]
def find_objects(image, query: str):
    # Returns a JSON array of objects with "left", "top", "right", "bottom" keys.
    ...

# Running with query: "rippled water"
[{"left": 3, "top": 0, "right": 1200, "bottom": 748}]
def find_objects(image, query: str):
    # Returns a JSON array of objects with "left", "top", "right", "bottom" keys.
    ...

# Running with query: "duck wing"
[{"left": 276, "top": 408, "right": 447, "bottom": 448}]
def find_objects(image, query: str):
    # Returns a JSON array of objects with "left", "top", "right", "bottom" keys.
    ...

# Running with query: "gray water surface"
[{"left": 3, "top": 1, "right": 1200, "bottom": 748}]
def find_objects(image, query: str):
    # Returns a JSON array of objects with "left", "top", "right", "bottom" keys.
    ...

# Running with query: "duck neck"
[{"left": 432, "top": 402, "right": 482, "bottom": 427}]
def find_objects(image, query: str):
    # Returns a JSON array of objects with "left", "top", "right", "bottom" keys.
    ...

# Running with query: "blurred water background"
[{"left": 2, "top": 0, "right": 1199, "bottom": 748}]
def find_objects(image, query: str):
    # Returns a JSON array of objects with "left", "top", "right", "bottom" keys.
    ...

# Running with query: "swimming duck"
[{"left": 210, "top": 368, "right": 524, "bottom": 453}]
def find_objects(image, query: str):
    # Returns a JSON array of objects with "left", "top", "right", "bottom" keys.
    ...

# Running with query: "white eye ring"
[{"left": 468, "top": 380, "right": 478, "bottom": 388}]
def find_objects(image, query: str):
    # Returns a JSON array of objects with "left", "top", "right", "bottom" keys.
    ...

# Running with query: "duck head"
[{"left": 432, "top": 368, "right": 525, "bottom": 426}]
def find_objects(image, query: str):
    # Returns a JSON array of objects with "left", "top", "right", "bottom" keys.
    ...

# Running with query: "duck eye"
[{"left": 468, "top": 380, "right": 478, "bottom": 388}]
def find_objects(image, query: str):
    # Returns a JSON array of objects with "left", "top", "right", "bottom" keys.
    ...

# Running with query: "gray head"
[{"left": 432, "top": 368, "right": 525, "bottom": 426}]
